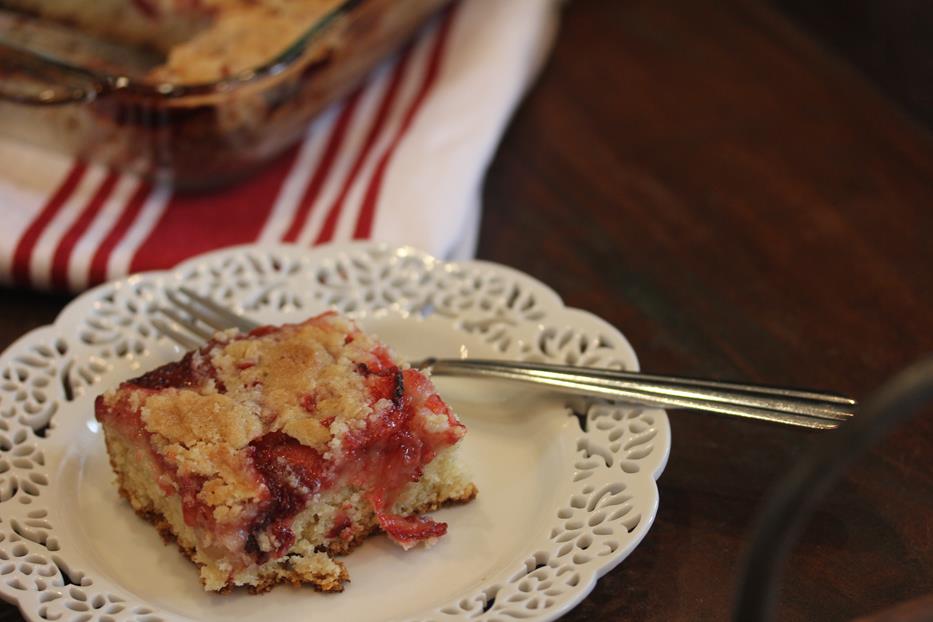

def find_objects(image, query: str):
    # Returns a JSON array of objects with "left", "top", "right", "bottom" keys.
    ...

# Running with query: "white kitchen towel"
[{"left": 0, "top": 0, "right": 558, "bottom": 291}]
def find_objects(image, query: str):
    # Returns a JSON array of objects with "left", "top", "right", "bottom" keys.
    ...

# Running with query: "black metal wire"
[{"left": 733, "top": 356, "right": 933, "bottom": 622}]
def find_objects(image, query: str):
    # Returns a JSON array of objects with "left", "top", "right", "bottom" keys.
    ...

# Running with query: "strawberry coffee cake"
[{"left": 94, "top": 311, "right": 476, "bottom": 592}]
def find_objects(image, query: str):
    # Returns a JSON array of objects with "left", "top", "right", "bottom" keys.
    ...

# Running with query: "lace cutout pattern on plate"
[{"left": 0, "top": 243, "right": 668, "bottom": 622}]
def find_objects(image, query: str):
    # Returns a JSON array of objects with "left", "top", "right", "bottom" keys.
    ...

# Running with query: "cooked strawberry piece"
[{"left": 378, "top": 513, "right": 448, "bottom": 546}]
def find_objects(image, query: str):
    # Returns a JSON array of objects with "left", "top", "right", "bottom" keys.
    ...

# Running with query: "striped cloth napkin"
[{"left": 0, "top": 0, "right": 558, "bottom": 291}]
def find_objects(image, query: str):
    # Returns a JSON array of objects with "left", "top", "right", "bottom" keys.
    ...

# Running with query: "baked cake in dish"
[
  {"left": 94, "top": 311, "right": 476, "bottom": 592},
  {"left": 0, "top": 0, "right": 345, "bottom": 83}
]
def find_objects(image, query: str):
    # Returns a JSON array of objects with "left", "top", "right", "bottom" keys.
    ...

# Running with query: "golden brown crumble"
[
  {"left": 142, "top": 390, "right": 262, "bottom": 448},
  {"left": 118, "top": 314, "right": 407, "bottom": 519}
]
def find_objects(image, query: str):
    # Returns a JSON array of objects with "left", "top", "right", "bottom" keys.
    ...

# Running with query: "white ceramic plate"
[{"left": 0, "top": 242, "right": 670, "bottom": 622}]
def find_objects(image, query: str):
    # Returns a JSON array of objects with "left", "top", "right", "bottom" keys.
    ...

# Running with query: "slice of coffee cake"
[{"left": 95, "top": 311, "right": 476, "bottom": 592}]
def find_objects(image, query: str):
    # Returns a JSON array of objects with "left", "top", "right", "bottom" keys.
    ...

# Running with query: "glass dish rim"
[{"left": 0, "top": 0, "right": 359, "bottom": 102}]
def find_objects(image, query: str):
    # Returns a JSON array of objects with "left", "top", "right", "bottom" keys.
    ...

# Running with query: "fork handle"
[{"left": 419, "top": 358, "right": 856, "bottom": 430}]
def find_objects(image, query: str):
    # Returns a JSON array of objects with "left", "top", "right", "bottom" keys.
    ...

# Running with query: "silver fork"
[{"left": 152, "top": 287, "right": 857, "bottom": 430}]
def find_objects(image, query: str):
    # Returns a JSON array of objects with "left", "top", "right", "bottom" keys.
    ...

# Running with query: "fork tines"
[{"left": 154, "top": 287, "right": 259, "bottom": 349}]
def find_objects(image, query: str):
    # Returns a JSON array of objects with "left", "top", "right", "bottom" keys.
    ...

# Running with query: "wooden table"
[{"left": 1, "top": 0, "right": 931, "bottom": 620}]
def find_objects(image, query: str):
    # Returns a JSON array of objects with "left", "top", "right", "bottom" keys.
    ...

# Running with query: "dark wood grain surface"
[{"left": 1, "top": 0, "right": 931, "bottom": 620}]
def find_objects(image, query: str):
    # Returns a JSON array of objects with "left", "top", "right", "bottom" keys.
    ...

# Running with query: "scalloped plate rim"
[{"left": 0, "top": 241, "right": 671, "bottom": 622}]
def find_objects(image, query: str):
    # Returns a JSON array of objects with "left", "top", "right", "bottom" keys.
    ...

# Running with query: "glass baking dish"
[{"left": 0, "top": 0, "right": 448, "bottom": 189}]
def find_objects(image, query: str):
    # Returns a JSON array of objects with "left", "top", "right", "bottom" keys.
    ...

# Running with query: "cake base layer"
[{"left": 104, "top": 424, "right": 476, "bottom": 592}]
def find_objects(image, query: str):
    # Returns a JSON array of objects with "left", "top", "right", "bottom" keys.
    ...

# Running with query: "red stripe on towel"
[
  {"left": 129, "top": 145, "right": 302, "bottom": 273},
  {"left": 313, "top": 45, "right": 416, "bottom": 244},
  {"left": 11, "top": 162, "right": 87, "bottom": 286},
  {"left": 87, "top": 181, "right": 153, "bottom": 286},
  {"left": 353, "top": 7, "right": 456, "bottom": 240},
  {"left": 281, "top": 90, "right": 364, "bottom": 243},
  {"left": 50, "top": 170, "right": 120, "bottom": 290}
]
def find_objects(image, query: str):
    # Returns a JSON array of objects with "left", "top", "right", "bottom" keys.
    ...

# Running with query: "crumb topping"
[
  {"left": 282, "top": 418, "right": 331, "bottom": 450},
  {"left": 97, "top": 311, "right": 465, "bottom": 550},
  {"left": 209, "top": 314, "right": 377, "bottom": 453},
  {"left": 142, "top": 390, "right": 262, "bottom": 448}
]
